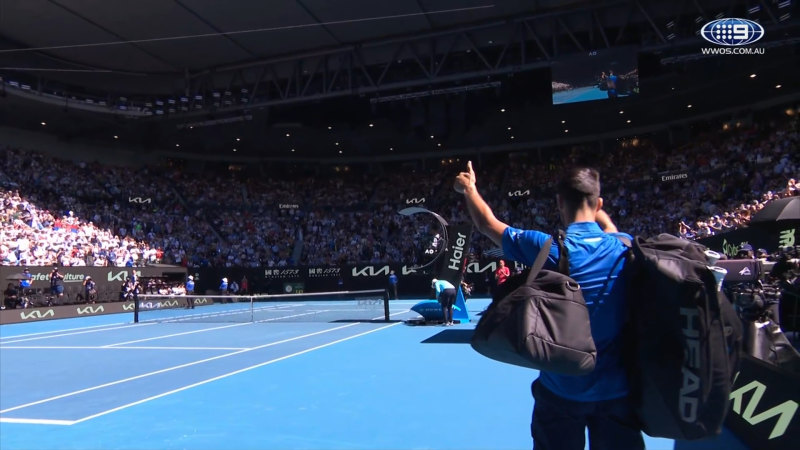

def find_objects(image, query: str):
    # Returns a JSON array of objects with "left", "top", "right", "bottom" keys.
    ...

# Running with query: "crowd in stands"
[{"left": 1, "top": 115, "right": 798, "bottom": 269}]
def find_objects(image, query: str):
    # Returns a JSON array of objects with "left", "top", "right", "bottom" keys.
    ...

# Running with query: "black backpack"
[
  {"left": 617, "top": 233, "right": 743, "bottom": 440},
  {"left": 471, "top": 234, "right": 597, "bottom": 376}
]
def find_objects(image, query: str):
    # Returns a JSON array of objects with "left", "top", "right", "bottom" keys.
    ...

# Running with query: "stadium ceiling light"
[
  {"left": 40, "top": 121, "right": 46, "bottom": 126},
  {"left": 328, "top": 126, "right": 333, "bottom": 130},
  {"left": 510, "top": 136, "right": 515, "bottom": 139},
  {"left": 236, "top": 137, "right": 241, "bottom": 141},
  {"left": 564, "top": 129, "right": 569, "bottom": 133},
  {"left": 175, "top": 144, "right": 180, "bottom": 147},
  {"left": 285, "top": 133, "right": 290, "bottom": 137},
  {"left": 437, "top": 143, "right": 442, "bottom": 147},
  {"left": 291, "top": 148, "right": 295, "bottom": 152},
  {"left": 687, "top": 104, "right": 693, "bottom": 109},
  {"left": 619, "top": 110, "right": 624, "bottom": 114},
  {"left": 338, "top": 150, "right": 343, "bottom": 154},
  {"left": 113, "top": 135, "right": 119, "bottom": 139},
  {"left": 369, "top": 123, "right": 374, "bottom": 127},
  {"left": 233, "top": 148, "right": 237, "bottom": 152},
  {"left": 749, "top": 73, "right": 757, "bottom": 78},
  {"left": 389, "top": 147, "right": 394, "bottom": 151},
  {"left": 335, "top": 142, "right": 340, "bottom": 146},
  {"left": 627, "top": 119, "right": 632, "bottom": 124},
  {"left": 561, "top": 120, "right": 566, "bottom": 124},
  {"left": 430, "top": 135, "right": 435, "bottom": 139},
  {"left": 775, "top": 84, "right": 782, "bottom": 89},
  {"left": 507, "top": 127, "right": 512, "bottom": 130},
  {"left": 500, "top": 108, "right": 506, "bottom": 112}
]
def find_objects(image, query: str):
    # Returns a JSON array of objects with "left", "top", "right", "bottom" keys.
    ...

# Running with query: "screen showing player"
[{"left": 551, "top": 47, "right": 639, "bottom": 105}]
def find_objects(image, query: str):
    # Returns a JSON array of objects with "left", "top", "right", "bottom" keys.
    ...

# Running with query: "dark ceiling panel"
[
  {"left": 299, "top": 0, "right": 431, "bottom": 43},
  {"left": 178, "top": 0, "right": 337, "bottom": 61},
  {"left": 54, "top": 0, "right": 254, "bottom": 70},
  {"left": 419, "top": 0, "right": 532, "bottom": 28},
  {"left": 0, "top": 0, "right": 176, "bottom": 72}
]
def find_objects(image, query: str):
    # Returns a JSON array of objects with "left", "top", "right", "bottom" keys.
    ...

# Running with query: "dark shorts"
[
  {"left": 51, "top": 285, "right": 64, "bottom": 295},
  {"left": 531, "top": 380, "right": 643, "bottom": 450},
  {"left": 438, "top": 288, "right": 456, "bottom": 307}
]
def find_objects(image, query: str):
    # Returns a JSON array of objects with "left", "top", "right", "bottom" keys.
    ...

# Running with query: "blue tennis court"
[{"left": 1, "top": 297, "right": 684, "bottom": 449}]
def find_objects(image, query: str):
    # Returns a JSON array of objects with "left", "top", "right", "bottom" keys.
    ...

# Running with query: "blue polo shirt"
[
  {"left": 433, "top": 279, "right": 455, "bottom": 296},
  {"left": 503, "top": 222, "right": 631, "bottom": 402}
]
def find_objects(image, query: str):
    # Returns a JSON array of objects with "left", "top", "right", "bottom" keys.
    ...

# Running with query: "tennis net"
[{"left": 133, "top": 289, "right": 390, "bottom": 323}]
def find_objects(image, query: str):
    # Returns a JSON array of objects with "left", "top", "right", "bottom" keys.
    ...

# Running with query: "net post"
[
  {"left": 133, "top": 297, "right": 139, "bottom": 323},
  {"left": 383, "top": 289, "right": 390, "bottom": 321},
  {"left": 250, "top": 295, "right": 254, "bottom": 323}
]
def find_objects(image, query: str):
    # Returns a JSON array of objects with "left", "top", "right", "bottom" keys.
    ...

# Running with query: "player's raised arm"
[
  {"left": 595, "top": 208, "right": 618, "bottom": 233},
  {"left": 454, "top": 161, "right": 508, "bottom": 247}
]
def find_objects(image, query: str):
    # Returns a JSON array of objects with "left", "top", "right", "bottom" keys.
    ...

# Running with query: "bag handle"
[{"left": 526, "top": 237, "right": 553, "bottom": 284}]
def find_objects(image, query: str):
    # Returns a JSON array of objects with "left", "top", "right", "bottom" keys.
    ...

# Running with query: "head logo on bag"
[{"left": 619, "top": 233, "right": 743, "bottom": 440}]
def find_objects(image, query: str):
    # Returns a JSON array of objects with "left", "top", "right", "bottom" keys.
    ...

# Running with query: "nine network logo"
[{"left": 699, "top": 18, "right": 765, "bottom": 55}]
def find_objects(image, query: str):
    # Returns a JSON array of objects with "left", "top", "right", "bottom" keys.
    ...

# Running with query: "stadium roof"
[
  {"left": 0, "top": 0, "right": 798, "bottom": 162},
  {"left": 0, "top": 0, "right": 583, "bottom": 92}
]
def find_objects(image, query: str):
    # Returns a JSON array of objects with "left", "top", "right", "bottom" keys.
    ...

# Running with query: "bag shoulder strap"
[
  {"left": 615, "top": 235, "right": 632, "bottom": 248},
  {"left": 598, "top": 234, "right": 633, "bottom": 297},
  {"left": 525, "top": 237, "right": 553, "bottom": 284},
  {"left": 555, "top": 230, "right": 570, "bottom": 276}
]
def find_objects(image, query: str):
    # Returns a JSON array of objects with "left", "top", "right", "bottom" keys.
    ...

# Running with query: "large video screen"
[{"left": 551, "top": 47, "right": 639, "bottom": 105}]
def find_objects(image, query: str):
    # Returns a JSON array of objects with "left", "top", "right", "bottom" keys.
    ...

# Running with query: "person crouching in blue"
[{"left": 432, "top": 278, "right": 457, "bottom": 326}]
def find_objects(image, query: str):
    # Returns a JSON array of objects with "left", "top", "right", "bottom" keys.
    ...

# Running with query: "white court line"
[
  {"left": 0, "top": 322, "right": 362, "bottom": 414},
  {"left": 254, "top": 310, "right": 334, "bottom": 323},
  {"left": 0, "top": 417, "right": 75, "bottom": 426},
  {"left": 0, "top": 346, "right": 247, "bottom": 351},
  {"left": 0, "top": 322, "right": 129, "bottom": 341},
  {"left": 69, "top": 322, "right": 401, "bottom": 425},
  {"left": 0, "top": 323, "right": 156, "bottom": 345},
  {"left": 101, "top": 322, "right": 249, "bottom": 347}
]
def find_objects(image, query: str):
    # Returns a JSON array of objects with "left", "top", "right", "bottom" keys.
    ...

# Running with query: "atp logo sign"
[
  {"left": 701, "top": 18, "right": 764, "bottom": 46},
  {"left": 77, "top": 306, "right": 105, "bottom": 315},
  {"left": 19, "top": 309, "right": 55, "bottom": 320}
]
